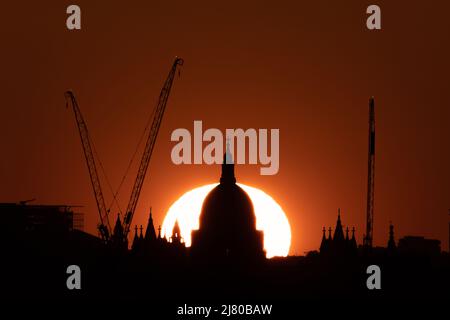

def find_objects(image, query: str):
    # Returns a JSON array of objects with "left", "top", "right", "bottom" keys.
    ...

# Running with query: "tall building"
[{"left": 190, "top": 146, "right": 265, "bottom": 264}]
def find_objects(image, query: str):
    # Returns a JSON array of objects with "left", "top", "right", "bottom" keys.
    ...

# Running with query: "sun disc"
[{"left": 161, "top": 183, "right": 291, "bottom": 258}]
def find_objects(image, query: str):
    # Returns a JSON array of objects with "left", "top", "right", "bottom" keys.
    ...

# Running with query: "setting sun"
[{"left": 161, "top": 183, "right": 291, "bottom": 258}]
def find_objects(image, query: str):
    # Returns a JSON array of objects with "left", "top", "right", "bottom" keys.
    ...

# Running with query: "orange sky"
[{"left": 1, "top": 0, "right": 449, "bottom": 253}]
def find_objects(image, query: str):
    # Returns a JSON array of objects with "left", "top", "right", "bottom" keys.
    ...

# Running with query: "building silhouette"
[
  {"left": 320, "top": 208, "right": 357, "bottom": 256},
  {"left": 1, "top": 195, "right": 449, "bottom": 302},
  {"left": 387, "top": 222, "right": 397, "bottom": 252},
  {"left": 1, "top": 151, "right": 448, "bottom": 302},
  {"left": 190, "top": 146, "right": 265, "bottom": 264},
  {"left": 398, "top": 236, "right": 441, "bottom": 256},
  {"left": 131, "top": 208, "right": 187, "bottom": 260},
  {"left": 0, "top": 202, "right": 83, "bottom": 234},
  {"left": 110, "top": 214, "right": 128, "bottom": 251},
  {"left": 132, "top": 208, "right": 156, "bottom": 251}
]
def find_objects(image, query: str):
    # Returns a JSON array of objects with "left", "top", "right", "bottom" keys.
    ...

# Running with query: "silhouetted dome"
[
  {"left": 191, "top": 147, "right": 265, "bottom": 263},
  {"left": 200, "top": 183, "right": 256, "bottom": 237}
]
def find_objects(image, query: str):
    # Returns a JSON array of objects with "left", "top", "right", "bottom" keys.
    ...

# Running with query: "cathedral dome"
[
  {"left": 199, "top": 182, "right": 257, "bottom": 242},
  {"left": 190, "top": 147, "right": 265, "bottom": 263}
]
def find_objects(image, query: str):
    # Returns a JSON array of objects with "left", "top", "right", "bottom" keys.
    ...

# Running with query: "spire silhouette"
[
  {"left": 171, "top": 220, "right": 182, "bottom": 244},
  {"left": 388, "top": 222, "right": 396, "bottom": 251},
  {"left": 225, "top": 136, "right": 233, "bottom": 164},
  {"left": 220, "top": 137, "right": 236, "bottom": 184},
  {"left": 333, "top": 208, "right": 345, "bottom": 241},
  {"left": 113, "top": 214, "right": 123, "bottom": 237},
  {"left": 145, "top": 207, "right": 157, "bottom": 241},
  {"left": 111, "top": 213, "right": 127, "bottom": 250},
  {"left": 320, "top": 226, "right": 330, "bottom": 253}
]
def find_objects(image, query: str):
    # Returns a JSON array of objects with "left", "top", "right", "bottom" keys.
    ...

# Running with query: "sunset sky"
[{"left": 1, "top": 0, "right": 449, "bottom": 253}]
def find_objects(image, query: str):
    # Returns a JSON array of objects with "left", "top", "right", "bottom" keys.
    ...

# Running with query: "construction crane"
[
  {"left": 65, "top": 91, "right": 112, "bottom": 242},
  {"left": 122, "top": 57, "right": 184, "bottom": 240},
  {"left": 363, "top": 97, "right": 375, "bottom": 248}
]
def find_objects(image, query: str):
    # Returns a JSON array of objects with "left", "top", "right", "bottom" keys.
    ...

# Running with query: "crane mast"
[
  {"left": 65, "top": 91, "right": 111, "bottom": 242},
  {"left": 364, "top": 97, "right": 375, "bottom": 248},
  {"left": 122, "top": 57, "right": 184, "bottom": 239}
]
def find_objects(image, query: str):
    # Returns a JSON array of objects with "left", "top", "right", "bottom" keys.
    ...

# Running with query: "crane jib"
[
  {"left": 65, "top": 91, "right": 112, "bottom": 242},
  {"left": 66, "top": 57, "right": 183, "bottom": 245},
  {"left": 122, "top": 57, "right": 183, "bottom": 239}
]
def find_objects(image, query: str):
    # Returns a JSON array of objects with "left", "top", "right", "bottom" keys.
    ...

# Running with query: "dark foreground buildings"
[
  {"left": 1, "top": 155, "right": 449, "bottom": 303},
  {"left": 129, "top": 148, "right": 265, "bottom": 266}
]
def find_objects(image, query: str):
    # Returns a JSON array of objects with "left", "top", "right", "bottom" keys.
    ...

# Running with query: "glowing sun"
[{"left": 161, "top": 183, "right": 291, "bottom": 258}]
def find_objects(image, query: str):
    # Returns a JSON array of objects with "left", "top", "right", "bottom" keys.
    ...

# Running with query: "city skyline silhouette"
[
  {"left": 1, "top": 0, "right": 450, "bottom": 310},
  {"left": 2, "top": 1, "right": 450, "bottom": 254}
]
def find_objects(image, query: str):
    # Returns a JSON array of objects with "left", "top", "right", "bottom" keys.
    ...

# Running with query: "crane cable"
[
  {"left": 88, "top": 133, "right": 123, "bottom": 216},
  {"left": 106, "top": 97, "right": 159, "bottom": 213},
  {"left": 105, "top": 65, "right": 182, "bottom": 214}
]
